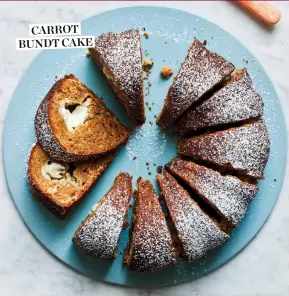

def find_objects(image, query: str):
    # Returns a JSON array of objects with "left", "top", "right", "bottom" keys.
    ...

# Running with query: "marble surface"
[{"left": 0, "top": 1, "right": 288, "bottom": 295}]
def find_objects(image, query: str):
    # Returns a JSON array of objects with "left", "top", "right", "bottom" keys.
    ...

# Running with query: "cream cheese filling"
[
  {"left": 59, "top": 98, "right": 91, "bottom": 132},
  {"left": 41, "top": 161, "right": 78, "bottom": 186},
  {"left": 42, "top": 162, "right": 66, "bottom": 180}
]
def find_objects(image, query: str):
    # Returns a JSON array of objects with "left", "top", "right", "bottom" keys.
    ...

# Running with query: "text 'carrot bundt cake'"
[
  {"left": 73, "top": 173, "right": 132, "bottom": 260},
  {"left": 27, "top": 143, "right": 114, "bottom": 219},
  {"left": 157, "top": 39, "right": 235, "bottom": 129},
  {"left": 178, "top": 120, "right": 270, "bottom": 179},
  {"left": 166, "top": 158, "right": 258, "bottom": 228},
  {"left": 123, "top": 178, "right": 176, "bottom": 272},
  {"left": 35, "top": 74, "right": 130, "bottom": 162},
  {"left": 89, "top": 29, "right": 145, "bottom": 123},
  {"left": 178, "top": 68, "right": 264, "bottom": 135},
  {"left": 157, "top": 171, "right": 229, "bottom": 260}
]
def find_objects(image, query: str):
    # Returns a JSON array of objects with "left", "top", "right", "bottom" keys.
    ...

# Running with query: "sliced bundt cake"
[
  {"left": 178, "top": 120, "right": 270, "bottom": 179},
  {"left": 157, "top": 171, "right": 229, "bottom": 260},
  {"left": 35, "top": 74, "right": 130, "bottom": 162},
  {"left": 89, "top": 29, "right": 145, "bottom": 123},
  {"left": 73, "top": 173, "right": 132, "bottom": 260},
  {"left": 27, "top": 143, "right": 114, "bottom": 219},
  {"left": 123, "top": 178, "right": 176, "bottom": 272},
  {"left": 166, "top": 159, "right": 258, "bottom": 228},
  {"left": 178, "top": 69, "right": 264, "bottom": 135},
  {"left": 157, "top": 40, "right": 235, "bottom": 129}
]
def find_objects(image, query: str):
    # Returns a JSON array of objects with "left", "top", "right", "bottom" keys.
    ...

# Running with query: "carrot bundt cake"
[
  {"left": 73, "top": 173, "right": 132, "bottom": 260},
  {"left": 178, "top": 120, "right": 270, "bottom": 179},
  {"left": 123, "top": 178, "right": 176, "bottom": 272},
  {"left": 157, "top": 39, "right": 235, "bottom": 129},
  {"left": 166, "top": 158, "right": 258, "bottom": 228},
  {"left": 35, "top": 74, "right": 130, "bottom": 162},
  {"left": 89, "top": 29, "right": 145, "bottom": 123},
  {"left": 178, "top": 69, "right": 264, "bottom": 135},
  {"left": 27, "top": 143, "right": 114, "bottom": 219},
  {"left": 157, "top": 171, "right": 229, "bottom": 260}
]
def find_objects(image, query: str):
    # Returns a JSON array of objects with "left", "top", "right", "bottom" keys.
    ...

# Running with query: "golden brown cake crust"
[
  {"left": 157, "top": 40, "right": 235, "bottom": 129},
  {"left": 178, "top": 120, "right": 270, "bottom": 179},
  {"left": 27, "top": 143, "right": 114, "bottom": 219},
  {"left": 73, "top": 173, "right": 132, "bottom": 260},
  {"left": 157, "top": 171, "right": 229, "bottom": 260},
  {"left": 35, "top": 74, "right": 130, "bottom": 162},
  {"left": 178, "top": 69, "right": 264, "bottom": 135},
  {"left": 123, "top": 178, "right": 176, "bottom": 272},
  {"left": 166, "top": 158, "right": 258, "bottom": 228},
  {"left": 90, "top": 29, "right": 145, "bottom": 123}
]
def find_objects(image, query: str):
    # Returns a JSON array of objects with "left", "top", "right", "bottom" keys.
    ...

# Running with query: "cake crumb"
[
  {"left": 161, "top": 66, "right": 173, "bottom": 78},
  {"left": 157, "top": 165, "right": 163, "bottom": 173},
  {"left": 123, "top": 221, "right": 129, "bottom": 229},
  {"left": 86, "top": 50, "right": 91, "bottom": 57},
  {"left": 143, "top": 59, "right": 154, "bottom": 70},
  {"left": 144, "top": 32, "right": 149, "bottom": 39}
]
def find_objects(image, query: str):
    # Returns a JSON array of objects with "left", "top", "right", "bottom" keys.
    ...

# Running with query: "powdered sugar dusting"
[
  {"left": 93, "top": 29, "right": 144, "bottom": 122},
  {"left": 126, "top": 179, "right": 176, "bottom": 272},
  {"left": 179, "top": 120, "right": 270, "bottom": 179},
  {"left": 157, "top": 40, "right": 235, "bottom": 129},
  {"left": 125, "top": 122, "right": 167, "bottom": 173},
  {"left": 73, "top": 173, "right": 132, "bottom": 260},
  {"left": 166, "top": 159, "right": 258, "bottom": 227},
  {"left": 178, "top": 69, "right": 264, "bottom": 135},
  {"left": 157, "top": 171, "right": 229, "bottom": 260}
]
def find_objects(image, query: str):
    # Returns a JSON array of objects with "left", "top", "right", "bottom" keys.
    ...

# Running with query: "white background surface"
[{"left": 0, "top": 1, "right": 288, "bottom": 295}]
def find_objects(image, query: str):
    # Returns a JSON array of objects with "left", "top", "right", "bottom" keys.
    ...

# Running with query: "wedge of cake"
[
  {"left": 157, "top": 171, "right": 229, "bottom": 260},
  {"left": 178, "top": 120, "right": 270, "bottom": 179},
  {"left": 157, "top": 40, "right": 235, "bottom": 129},
  {"left": 166, "top": 158, "right": 258, "bottom": 228},
  {"left": 27, "top": 143, "right": 114, "bottom": 219},
  {"left": 35, "top": 74, "right": 130, "bottom": 162},
  {"left": 73, "top": 173, "right": 132, "bottom": 260},
  {"left": 123, "top": 178, "right": 176, "bottom": 272},
  {"left": 89, "top": 29, "right": 145, "bottom": 123},
  {"left": 178, "top": 69, "right": 264, "bottom": 135}
]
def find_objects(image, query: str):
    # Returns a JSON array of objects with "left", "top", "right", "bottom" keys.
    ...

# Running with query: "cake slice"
[
  {"left": 73, "top": 173, "right": 132, "bottom": 260},
  {"left": 166, "top": 159, "right": 258, "bottom": 228},
  {"left": 157, "top": 40, "right": 235, "bottom": 129},
  {"left": 157, "top": 171, "right": 229, "bottom": 260},
  {"left": 35, "top": 74, "right": 130, "bottom": 162},
  {"left": 89, "top": 29, "right": 145, "bottom": 123},
  {"left": 123, "top": 178, "right": 176, "bottom": 272},
  {"left": 178, "top": 69, "right": 264, "bottom": 135},
  {"left": 178, "top": 120, "right": 270, "bottom": 179},
  {"left": 27, "top": 143, "right": 114, "bottom": 219}
]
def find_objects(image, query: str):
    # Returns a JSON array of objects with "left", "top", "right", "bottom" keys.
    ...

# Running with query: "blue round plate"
[{"left": 4, "top": 6, "right": 287, "bottom": 287}]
